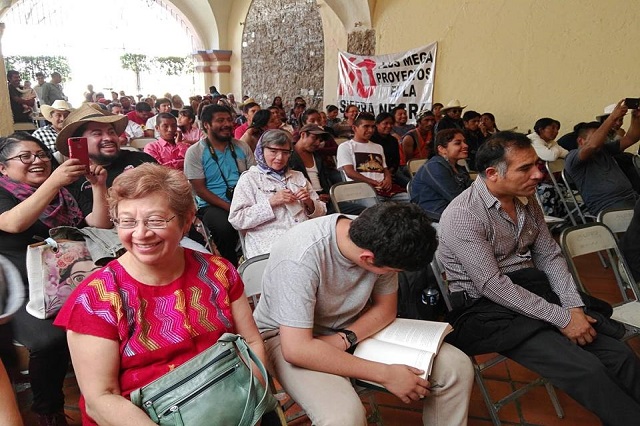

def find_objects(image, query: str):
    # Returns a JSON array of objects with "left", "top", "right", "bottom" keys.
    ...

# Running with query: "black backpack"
[{"left": 397, "top": 266, "right": 444, "bottom": 321}]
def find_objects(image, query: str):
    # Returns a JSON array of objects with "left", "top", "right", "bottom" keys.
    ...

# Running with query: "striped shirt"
[{"left": 438, "top": 177, "right": 583, "bottom": 328}]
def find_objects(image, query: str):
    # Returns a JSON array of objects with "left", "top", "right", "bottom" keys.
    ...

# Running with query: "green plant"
[
  {"left": 4, "top": 56, "right": 71, "bottom": 82},
  {"left": 120, "top": 53, "right": 150, "bottom": 92}
]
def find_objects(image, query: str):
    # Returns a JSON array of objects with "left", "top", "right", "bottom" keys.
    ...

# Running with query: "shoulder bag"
[{"left": 130, "top": 333, "right": 279, "bottom": 426}]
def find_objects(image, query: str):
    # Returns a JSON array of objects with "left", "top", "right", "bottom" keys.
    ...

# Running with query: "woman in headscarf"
[{"left": 229, "top": 129, "right": 326, "bottom": 258}]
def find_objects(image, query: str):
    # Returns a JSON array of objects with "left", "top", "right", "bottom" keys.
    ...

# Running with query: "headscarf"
[
  {"left": 254, "top": 130, "right": 290, "bottom": 177},
  {"left": 0, "top": 176, "right": 84, "bottom": 229}
]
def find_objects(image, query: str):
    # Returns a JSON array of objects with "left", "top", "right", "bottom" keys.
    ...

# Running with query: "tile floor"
[{"left": 16, "top": 251, "right": 635, "bottom": 425}]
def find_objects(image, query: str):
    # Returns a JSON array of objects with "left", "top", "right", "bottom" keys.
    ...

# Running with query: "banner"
[{"left": 337, "top": 42, "right": 437, "bottom": 122}]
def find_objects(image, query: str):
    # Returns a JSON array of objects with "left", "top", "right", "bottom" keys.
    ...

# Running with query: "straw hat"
[
  {"left": 440, "top": 99, "right": 467, "bottom": 112},
  {"left": 40, "top": 100, "right": 73, "bottom": 119},
  {"left": 0, "top": 255, "right": 24, "bottom": 325},
  {"left": 55, "top": 104, "right": 128, "bottom": 156}
]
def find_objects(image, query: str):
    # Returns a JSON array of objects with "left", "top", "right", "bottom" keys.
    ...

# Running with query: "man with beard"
[
  {"left": 184, "top": 104, "right": 255, "bottom": 266},
  {"left": 56, "top": 104, "right": 156, "bottom": 216}
]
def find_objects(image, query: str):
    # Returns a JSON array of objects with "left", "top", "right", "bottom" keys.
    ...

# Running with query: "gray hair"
[{"left": 260, "top": 129, "right": 292, "bottom": 149}]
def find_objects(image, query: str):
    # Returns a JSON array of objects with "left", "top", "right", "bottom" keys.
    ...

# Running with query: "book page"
[
  {"left": 353, "top": 339, "right": 434, "bottom": 382},
  {"left": 370, "top": 318, "right": 452, "bottom": 353}
]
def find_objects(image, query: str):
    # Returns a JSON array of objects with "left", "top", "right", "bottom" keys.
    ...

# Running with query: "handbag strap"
[{"left": 219, "top": 333, "right": 275, "bottom": 426}]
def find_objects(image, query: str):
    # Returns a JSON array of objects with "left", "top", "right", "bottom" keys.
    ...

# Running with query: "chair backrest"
[
  {"left": 329, "top": 181, "right": 379, "bottom": 213},
  {"left": 430, "top": 255, "right": 453, "bottom": 311},
  {"left": 129, "top": 137, "right": 156, "bottom": 149},
  {"left": 546, "top": 158, "right": 565, "bottom": 174},
  {"left": 237, "top": 254, "right": 270, "bottom": 300},
  {"left": 560, "top": 223, "right": 639, "bottom": 300},
  {"left": 597, "top": 208, "right": 635, "bottom": 236},
  {"left": 407, "top": 158, "right": 427, "bottom": 177}
]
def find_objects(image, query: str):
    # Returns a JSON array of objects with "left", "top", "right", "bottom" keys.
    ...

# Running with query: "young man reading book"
[{"left": 253, "top": 203, "right": 473, "bottom": 425}]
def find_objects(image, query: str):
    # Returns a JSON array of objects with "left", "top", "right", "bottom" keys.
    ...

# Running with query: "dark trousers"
[
  {"left": 502, "top": 329, "right": 640, "bottom": 426},
  {"left": 198, "top": 205, "right": 239, "bottom": 266},
  {"left": 12, "top": 304, "right": 70, "bottom": 414}
]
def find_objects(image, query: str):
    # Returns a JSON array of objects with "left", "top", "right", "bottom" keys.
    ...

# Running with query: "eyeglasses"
[
  {"left": 112, "top": 215, "right": 176, "bottom": 229},
  {"left": 5, "top": 151, "right": 52, "bottom": 164},
  {"left": 264, "top": 147, "right": 293, "bottom": 157},
  {"left": 449, "top": 109, "right": 462, "bottom": 114}
]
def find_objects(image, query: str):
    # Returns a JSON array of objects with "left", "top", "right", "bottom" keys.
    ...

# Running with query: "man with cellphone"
[
  {"left": 253, "top": 202, "right": 473, "bottom": 425},
  {"left": 55, "top": 104, "right": 156, "bottom": 216},
  {"left": 565, "top": 99, "right": 640, "bottom": 215}
]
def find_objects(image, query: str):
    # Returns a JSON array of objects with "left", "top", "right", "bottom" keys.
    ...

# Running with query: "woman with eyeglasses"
[
  {"left": 0, "top": 132, "right": 111, "bottom": 425},
  {"left": 229, "top": 129, "right": 326, "bottom": 258},
  {"left": 55, "top": 163, "right": 279, "bottom": 425}
]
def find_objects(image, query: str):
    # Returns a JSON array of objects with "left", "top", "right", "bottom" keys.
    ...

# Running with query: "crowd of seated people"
[{"left": 6, "top": 80, "right": 640, "bottom": 426}]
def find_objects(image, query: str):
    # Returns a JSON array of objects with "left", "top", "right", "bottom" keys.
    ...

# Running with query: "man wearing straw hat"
[
  {"left": 32, "top": 100, "right": 73, "bottom": 153},
  {"left": 434, "top": 100, "right": 466, "bottom": 134},
  {"left": 56, "top": 104, "right": 156, "bottom": 216}
]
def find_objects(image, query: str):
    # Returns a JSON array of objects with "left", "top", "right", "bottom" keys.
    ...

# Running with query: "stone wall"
[
  {"left": 346, "top": 29, "right": 375, "bottom": 56},
  {"left": 241, "top": 0, "right": 324, "bottom": 109}
]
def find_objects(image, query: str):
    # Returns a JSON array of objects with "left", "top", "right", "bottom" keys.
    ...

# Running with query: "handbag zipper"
[
  {"left": 143, "top": 347, "right": 234, "bottom": 408},
  {"left": 159, "top": 363, "right": 239, "bottom": 418}
]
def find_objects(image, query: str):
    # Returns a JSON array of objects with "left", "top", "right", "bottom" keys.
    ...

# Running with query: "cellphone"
[
  {"left": 67, "top": 137, "right": 90, "bottom": 173},
  {"left": 625, "top": 98, "right": 640, "bottom": 109}
]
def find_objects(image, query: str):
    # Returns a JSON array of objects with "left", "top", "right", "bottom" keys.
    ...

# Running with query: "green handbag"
[{"left": 130, "top": 333, "right": 279, "bottom": 426}]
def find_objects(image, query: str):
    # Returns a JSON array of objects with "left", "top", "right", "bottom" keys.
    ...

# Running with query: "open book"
[{"left": 353, "top": 318, "right": 452, "bottom": 388}]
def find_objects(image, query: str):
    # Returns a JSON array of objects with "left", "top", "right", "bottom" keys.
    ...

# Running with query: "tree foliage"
[
  {"left": 4, "top": 56, "right": 71, "bottom": 82},
  {"left": 150, "top": 56, "right": 192, "bottom": 76},
  {"left": 120, "top": 53, "right": 150, "bottom": 73}
]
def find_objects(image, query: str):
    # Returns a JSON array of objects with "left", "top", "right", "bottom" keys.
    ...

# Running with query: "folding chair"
[
  {"left": 237, "top": 254, "right": 385, "bottom": 425},
  {"left": 129, "top": 137, "right": 156, "bottom": 149},
  {"left": 597, "top": 207, "right": 635, "bottom": 239},
  {"left": 193, "top": 217, "right": 220, "bottom": 256},
  {"left": 329, "top": 181, "right": 379, "bottom": 214},
  {"left": 545, "top": 159, "right": 577, "bottom": 226},
  {"left": 561, "top": 168, "right": 596, "bottom": 223},
  {"left": 407, "top": 158, "right": 427, "bottom": 177},
  {"left": 560, "top": 223, "right": 640, "bottom": 332},
  {"left": 430, "top": 257, "right": 564, "bottom": 426}
]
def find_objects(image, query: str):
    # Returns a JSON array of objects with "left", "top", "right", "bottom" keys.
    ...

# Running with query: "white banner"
[{"left": 337, "top": 42, "right": 437, "bottom": 122}]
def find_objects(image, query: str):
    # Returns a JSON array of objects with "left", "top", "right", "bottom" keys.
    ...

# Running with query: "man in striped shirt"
[{"left": 438, "top": 131, "right": 640, "bottom": 425}]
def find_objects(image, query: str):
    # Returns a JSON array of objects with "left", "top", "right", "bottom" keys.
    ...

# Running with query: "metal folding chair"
[
  {"left": 329, "top": 181, "right": 379, "bottom": 214},
  {"left": 597, "top": 207, "right": 635, "bottom": 239},
  {"left": 129, "top": 137, "right": 156, "bottom": 149},
  {"left": 407, "top": 158, "right": 427, "bottom": 177},
  {"left": 545, "top": 159, "right": 577, "bottom": 226},
  {"left": 560, "top": 223, "right": 640, "bottom": 332},
  {"left": 430, "top": 257, "right": 564, "bottom": 426},
  {"left": 561, "top": 168, "right": 596, "bottom": 223}
]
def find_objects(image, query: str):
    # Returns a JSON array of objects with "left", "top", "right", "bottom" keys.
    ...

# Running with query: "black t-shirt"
[
  {"left": 0, "top": 187, "right": 51, "bottom": 283},
  {"left": 370, "top": 132, "right": 401, "bottom": 173},
  {"left": 67, "top": 150, "right": 157, "bottom": 216}
]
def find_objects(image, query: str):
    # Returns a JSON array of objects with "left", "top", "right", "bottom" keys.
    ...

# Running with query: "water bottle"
[{"left": 421, "top": 287, "right": 440, "bottom": 306}]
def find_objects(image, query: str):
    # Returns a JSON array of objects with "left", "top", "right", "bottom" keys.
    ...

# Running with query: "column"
[{"left": 191, "top": 50, "right": 232, "bottom": 94}]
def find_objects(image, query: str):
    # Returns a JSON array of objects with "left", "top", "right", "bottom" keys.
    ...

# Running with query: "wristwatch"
[{"left": 341, "top": 329, "right": 358, "bottom": 349}]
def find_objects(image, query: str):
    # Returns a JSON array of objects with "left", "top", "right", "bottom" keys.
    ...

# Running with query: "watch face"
[{"left": 344, "top": 330, "right": 357, "bottom": 344}]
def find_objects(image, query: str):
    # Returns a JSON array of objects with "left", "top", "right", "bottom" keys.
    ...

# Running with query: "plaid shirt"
[
  {"left": 438, "top": 177, "right": 583, "bottom": 328},
  {"left": 32, "top": 125, "right": 58, "bottom": 152}
]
